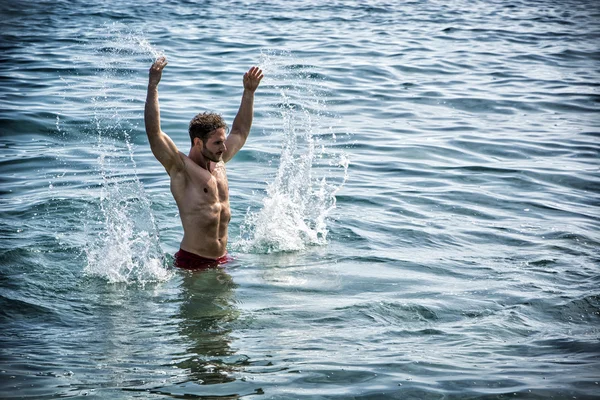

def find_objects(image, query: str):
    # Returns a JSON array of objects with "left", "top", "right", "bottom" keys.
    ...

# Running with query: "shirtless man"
[{"left": 144, "top": 56, "right": 263, "bottom": 269}]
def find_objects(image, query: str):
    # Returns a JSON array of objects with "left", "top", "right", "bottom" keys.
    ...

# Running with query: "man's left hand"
[{"left": 243, "top": 67, "right": 264, "bottom": 93}]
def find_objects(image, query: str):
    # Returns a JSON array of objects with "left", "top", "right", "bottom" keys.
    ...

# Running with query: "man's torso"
[{"left": 170, "top": 154, "right": 231, "bottom": 258}]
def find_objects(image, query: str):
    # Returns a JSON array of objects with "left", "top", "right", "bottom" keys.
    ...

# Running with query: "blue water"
[{"left": 1, "top": 0, "right": 599, "bottom": 398}]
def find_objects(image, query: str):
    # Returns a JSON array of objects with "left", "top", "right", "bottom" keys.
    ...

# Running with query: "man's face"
[{"left": 202, "top": 128, "right": 227, "bottom": 162}]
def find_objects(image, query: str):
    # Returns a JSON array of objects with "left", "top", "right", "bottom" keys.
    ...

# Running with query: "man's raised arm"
[
  {"left": 145, "top": 57, "right": 184, "bottom": 175},
  {"left": 223, "top": 67, "right": 264, "bottom": 163}
]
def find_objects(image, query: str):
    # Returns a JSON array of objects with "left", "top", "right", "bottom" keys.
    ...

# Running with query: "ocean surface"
[{"left": 1, "top": 0, "right": 599, "bottom": 398}]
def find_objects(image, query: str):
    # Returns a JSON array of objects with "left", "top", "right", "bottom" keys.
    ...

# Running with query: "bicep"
[
  {"left": 223, "top": 130, "right": 246, "bottom": 163},
  {"left": 149, "top": 131, "right": 185, "bottom": 174}
]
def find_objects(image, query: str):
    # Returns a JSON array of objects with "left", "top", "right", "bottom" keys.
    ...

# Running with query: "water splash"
[
  {"left": 235, "top": 52, "right": 349, "bottom": 254},
  {"left": 77, "top": 24, "right": 170, "bottom": 284},
  {"left": 84, "top": 178, "right": 169, "bottom": 284}
]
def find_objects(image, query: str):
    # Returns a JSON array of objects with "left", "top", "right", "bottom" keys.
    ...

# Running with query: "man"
[{"left": 144, "top": 56, "right": 263, "bottom": 270}]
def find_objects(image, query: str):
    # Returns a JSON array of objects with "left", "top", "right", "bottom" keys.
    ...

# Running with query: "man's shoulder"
[{"left": 166, "top": 152, "right": 188, "bottom": 176}]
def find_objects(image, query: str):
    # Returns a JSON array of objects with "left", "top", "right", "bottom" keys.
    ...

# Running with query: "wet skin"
[{"left": 144, "top": 57, "right": 263, "bottom": 258}]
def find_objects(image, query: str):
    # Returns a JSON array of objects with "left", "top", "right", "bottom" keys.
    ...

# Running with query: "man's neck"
[{"left": 189, "top": 148, "right": 212, "bottom": 172}]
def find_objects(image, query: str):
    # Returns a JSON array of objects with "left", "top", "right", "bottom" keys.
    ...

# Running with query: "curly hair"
[{"left": 188, "top": 112, "right": 228, "bottom": 145}]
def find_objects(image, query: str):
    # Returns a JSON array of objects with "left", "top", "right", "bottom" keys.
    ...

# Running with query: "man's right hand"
[{"left": 149, "top": 56, "right": 168, "bottom": 87}]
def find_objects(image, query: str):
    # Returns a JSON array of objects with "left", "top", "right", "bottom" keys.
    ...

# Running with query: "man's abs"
[{"left": 179, "top": 204, "right": 230, "bottom": 259}]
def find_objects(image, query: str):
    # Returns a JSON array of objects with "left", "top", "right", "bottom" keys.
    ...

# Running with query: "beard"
[{"left": 202, "top": 147, "right": 223, "bottom": 162}]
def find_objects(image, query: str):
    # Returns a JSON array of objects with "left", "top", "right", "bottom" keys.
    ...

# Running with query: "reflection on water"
[{"left": 177, "top": 268, "right": 241, "bottom": 386}]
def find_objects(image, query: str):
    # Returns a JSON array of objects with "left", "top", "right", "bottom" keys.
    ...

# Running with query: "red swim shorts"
[{"left": 174, "top": 248, "right": 232, "bottom": 271}]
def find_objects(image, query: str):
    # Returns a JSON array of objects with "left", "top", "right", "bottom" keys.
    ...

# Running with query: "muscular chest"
[
  {"left": 204, "top": 167, "right": 229, "bottom": 203},
  {"left": 172, "top": 160, "right": 229, "bottom": 206}
]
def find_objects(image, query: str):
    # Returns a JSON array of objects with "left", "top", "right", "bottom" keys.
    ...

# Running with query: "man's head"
[{"left": 189, "top": 112, "right": 228, "bottom": 162}]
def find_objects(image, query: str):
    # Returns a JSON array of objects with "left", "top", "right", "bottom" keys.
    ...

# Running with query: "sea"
[{"left": 1, "top": 0, "right": 599, "bottom": 398}]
